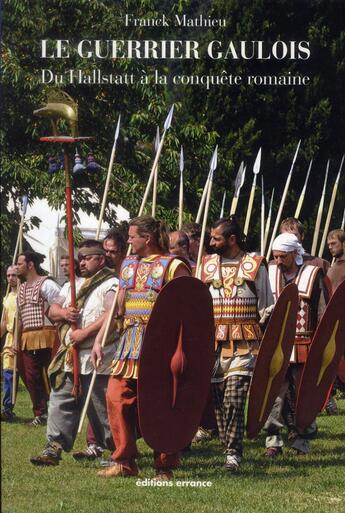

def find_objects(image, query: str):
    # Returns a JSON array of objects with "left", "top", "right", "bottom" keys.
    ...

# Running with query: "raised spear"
[
  {"left": 263, "top": 188, "right": 275, "bottom": 254},
  {"left": 196, "top": 169, "right": 211, "bottom": 224},
  {"left": 1, "top": 195, "right": 28, "bottom": 327},
  {"left": 11, "top": 195, "right": 28, "bottom": 405},
  {"left": 78, "top": 106, "right": 174, "bottom": 432},
  {"left": 220, "top": 191, "right": 226, "bottom": 218},
  {"left": 229, "top": 161, "right": 245, "bottom": 216},
  {"left": 196, "top": 146, "right": 218, "bottom": 278},
  {"left": 294, "top": 159, "right": 313, "bottom": 219},
  {"left": 178, "top": 146, "right": 184, "bottom": 229},
  {"left": 139, "top": 105, "right": 174, "bottom": 216},
  {"left": 244, "top": 148, "right": 261, "bottom": 236},
  {"left": 311, "top": 160, "right": 329, "bottom": 256},
  {"left": 261, "top": 176, "right": 265, "bottom": 255},
  {"left": 341, "top": 206, "right": 345, "bottom": 232},
  {"left": 318, "top": 155, "right": 344, "bottom": 257},
  {"left": 266, "top": 140, "right": 301, "bottom": 260},
  {"left": 151, "top": 126, "right": 160, "bottom": 218},
  {"left": 96, "top": 115, "right": 121, "bottom": 240}
]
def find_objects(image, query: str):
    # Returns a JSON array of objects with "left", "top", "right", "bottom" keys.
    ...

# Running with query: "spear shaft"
[
  {"left": 3, "top": 196, "right": 27, "bottom": 405},
  {"left": 244, "top": 174, "right": 257, "bottom": 236},
  {"left": 244, "top": 148, "right": 261, "bottom": 236},
  {"left": 178, "top": 146, "right": 184, "bottom": 229},
  {"left": 78, "top": 106, "right": 174, "bottom": 432},
  {"left": 230, "top": 162, "right": 245, "bottom": 216},
  {"left": 311, "top": 160, "right": 329, "bottom": 256},
  {"left": 139, "top": 105, "right": 174, "bottom": 217},
  {"left": 151, "top": 127, "right": 160, "bottom": 218},
  {"left": 96, "top": 116, "right": 121, "bottom": 240},
  {"left": 11, "top": 198, "right": 27, "bottom": 404},
  {"left": 62, "top": 148, "right": 80, "bottom": 397},
  {"left": 196, "top": 146, "right": 218, "bottom": 277},
  {"left": 196, "top": 170, "right": 211, "bottom": 224},
  {"left": 266, "top": 140, "right": 301, "bottom": 260},
  {"left": 263, "top": 188, "right": 274, "bottom": 254},
  {"left": 1, "top": 197, "right": 27, "bottom": 323},
  {"left": 220, "top": 191, "right": 226, "bottom": 218},
  {"left": 196, "top": 172, "right": 214, "bottom": 278},
  {"left": 294, "top": 159, "right": 312, "bottom": 219},
  {"left": 261, "top": 176, "right": 265, "bottom": 255},
  {"left": 318, "top": 155, "right": 343, "bottom": 257},
  {"left": 139, "top": 133, "right": 167, "bottom": 216},
  {"left": 178, "top": 172, "right": 183, "bottom": 229},
  {"left": 229, "top": 196, "right": 239, "bottom": 217},
  {"left": 341, "top": 207, "right": 345, "bottom": 231}
]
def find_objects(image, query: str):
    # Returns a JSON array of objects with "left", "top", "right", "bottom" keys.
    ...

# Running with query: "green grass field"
[{"left": 2, "top": 384, "right": 345, "bottom": 513}]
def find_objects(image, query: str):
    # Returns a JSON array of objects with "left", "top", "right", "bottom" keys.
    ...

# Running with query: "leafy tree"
[{"left": 1, "top": 0, "right": 344, "bottom": 289}]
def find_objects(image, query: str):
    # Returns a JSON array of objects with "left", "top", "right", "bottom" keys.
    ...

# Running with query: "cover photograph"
[{"left": 1, "top": 1, "right": 344, "bottom": 513}]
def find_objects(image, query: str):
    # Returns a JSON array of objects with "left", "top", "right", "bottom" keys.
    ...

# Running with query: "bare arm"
[
  {"left": 49, "top": 302, "right": 80, "bottom": 323},
  {"left": 91, "top": 290, "right": 121, "bottom": 368},
  {"left": 0, "top": 310, "right": 8, "bottom": 338},
  {"left": 70, "top": 312, "right": 109, "bottom": 344}
]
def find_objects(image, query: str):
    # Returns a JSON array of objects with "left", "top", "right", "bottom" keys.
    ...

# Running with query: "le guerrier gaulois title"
[{"left": 41, "top": 39, "right": 311, "bottom": 60}]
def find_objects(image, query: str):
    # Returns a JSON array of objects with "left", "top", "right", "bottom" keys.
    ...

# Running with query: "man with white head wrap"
[
  {"left": 279, "top": 217, "right": 330, "bottom": 276},
  {"left": 264, "top": 232, "right": 327, "bottom": 457}
]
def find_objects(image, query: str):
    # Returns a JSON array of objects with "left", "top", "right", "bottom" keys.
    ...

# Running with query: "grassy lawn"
[{"left": 2, "top": 384, "right": 345, "bottom": 513}]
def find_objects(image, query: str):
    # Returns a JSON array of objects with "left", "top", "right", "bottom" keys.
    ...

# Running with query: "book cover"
[{"left": 2, "top": 1, "right": 344, "bottom": 512}]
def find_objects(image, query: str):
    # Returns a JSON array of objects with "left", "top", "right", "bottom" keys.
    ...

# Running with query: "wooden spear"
[
  {"left": 341, "top": 206, "right": 345, "bottom": 232},
  {"left": 229, "top": 161, "right": 245, "bottom": 216},
  {"left": 151, "top": 126, "right": 160, "bottom": 218},
  {"left": 261, "top": 176, "right": 265, "bottom": 256},
  {"left": 178, "top": 146, "right": 184, "bottom": 229},
  {"left": 78, "top": 105, "right": 174, "bottom": 433},
  {"left": 318, "top": 155, "right": 344, "bottom": 257},
  {"left": 220, "top": 191, "right": 226, "bottom": 218},
  {"left": 196, "top": 146, "right": 218, "bottom": 278},
  {"left": 294, "top": 159, "right": 312, "bottom": 219},
  {"left": 311, "top": 160, "right": 329, "bottom": 256},
  {"left": 244, "top": 148, "right": 261, "bottom": 236},
  {"left": 96, "top": 115, "right": 121, "bottom": 240},
  {"left": 11, "top": 195, "right": 28, "bottom": 406},
  {"left": 263, "top": 188, "right": 274, "bottom": 255},
  {"left": 1, "top": 195, "right": 28, "bottom": 322},
  {"left": 139, "top": 105, "right": 174, "bottom": 217},
  {"left": 196, "top": 169, "right": 211, "bottom": 224},
  {"left": 266, "top": 140, "right": 301, "bottom": 260}
]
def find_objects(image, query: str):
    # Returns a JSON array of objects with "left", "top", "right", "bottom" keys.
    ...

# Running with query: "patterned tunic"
[
  {"left": 202, "top": 252, "right": 274, "bottom": 380},
  {"left": 112, "top": 254, "right": 187, "bottom": 379}
]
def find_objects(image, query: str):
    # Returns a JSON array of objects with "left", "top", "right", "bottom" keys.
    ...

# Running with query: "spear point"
[
  {"left": 210, "top": 145, "right": 218, "bottom": 172},
  {"left": 164, "top": 104, "right": 174, "bottom": 131},
  {"left": 180, "top": 146, "right": 184, "bottom": 173},
  {"left": 253, "top": 147, "right": 262, "bottom": 175},
  {"left": 114, "top": 115, "right": 121, "bottom": 142}
]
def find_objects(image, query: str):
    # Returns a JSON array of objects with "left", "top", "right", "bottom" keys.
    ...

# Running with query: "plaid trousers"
[{"left": 212, "top": 374, "right": 250, "bottom": 456}]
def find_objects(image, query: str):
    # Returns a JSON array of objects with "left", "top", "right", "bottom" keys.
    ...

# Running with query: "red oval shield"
[
  {"left": 247, "top": 283, "right": 299, "bottom": 438},
  {"left": 138, "top": 276, "right": 214, "bottom": 453},
  {"left": 296, "top": 279, "right": 345, "bottom": 431}
]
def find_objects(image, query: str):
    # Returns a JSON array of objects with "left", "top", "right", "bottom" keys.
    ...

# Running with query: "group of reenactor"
[{"left": 1, "top": 215, "right": 345, "bottom": 480}]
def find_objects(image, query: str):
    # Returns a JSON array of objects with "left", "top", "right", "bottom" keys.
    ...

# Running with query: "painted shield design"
[
  {"left": 247, "top": 283, "right": 299, "bottom": 438},
  {"left": 138, "top": 276, "right": 214, "bottom": 453},
  {"left": 296, "top": 279, "right": 345, "bottom": 431}
]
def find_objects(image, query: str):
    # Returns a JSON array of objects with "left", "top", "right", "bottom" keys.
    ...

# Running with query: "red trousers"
[
  {"left": 106, "top": 376, "right": 180, "bottom": 471},
  {"left": 21, "top": 348, "right": 51, "bottom": 417}
]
